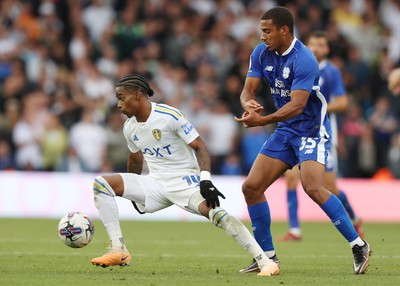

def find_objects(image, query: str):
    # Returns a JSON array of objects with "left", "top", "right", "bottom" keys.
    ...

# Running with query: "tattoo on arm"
[{"left": 196, "top": 145, "right": 211, "bottom": 172}]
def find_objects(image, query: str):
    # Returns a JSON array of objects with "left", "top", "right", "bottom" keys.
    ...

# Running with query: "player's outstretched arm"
[
  {"left": 327, "top": 95, "right": 348, "bottom": 113},
  {"left": 189, "top": 136, "right": 225, "bottom": 208},
  {"left": 127, "top": 151, "right": 143, "bottom": 174}
]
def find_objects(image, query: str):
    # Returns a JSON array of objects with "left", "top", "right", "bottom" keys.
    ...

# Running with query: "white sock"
[
  {"left": 349, "top": 237, "right": 365, "bottom": 248},
  {"left": 289, "top": 227, "right": 302, "bottom": 236},
  {"left": 265, "top": 250, "right": 276, "bottom": 259},
  {"left": 209, "top": 207, "right": 274, "bottom": 268},
  {"left": 93, "top": 176, "right": 127, "bottom": 251}
]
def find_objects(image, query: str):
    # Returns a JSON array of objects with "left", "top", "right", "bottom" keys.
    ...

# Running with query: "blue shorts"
[{"left": 260, "top": 130, "right": 330, "bottom": 168}]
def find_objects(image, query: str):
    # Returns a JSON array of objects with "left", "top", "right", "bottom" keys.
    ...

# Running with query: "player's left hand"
[{"left": 200, "top": 180, "right": 226, "bottom": 209}]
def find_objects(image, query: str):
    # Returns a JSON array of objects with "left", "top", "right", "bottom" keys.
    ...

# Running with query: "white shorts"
[{"left": 119, "top": 173, "right": 206, "bottom": 215}]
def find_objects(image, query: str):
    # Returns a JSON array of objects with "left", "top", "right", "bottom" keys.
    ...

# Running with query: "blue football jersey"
[
  {"left": 318, "top": 59, "right": 346, "bottom": 148},
  {"left": 247, "top": 39, "right": 331, "bottom": 138},
  {"left": 319, "top": 60, "right": 346, "bottom": 104}
]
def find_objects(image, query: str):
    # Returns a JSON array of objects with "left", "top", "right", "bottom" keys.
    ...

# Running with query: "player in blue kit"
[
  {"left": 278, "top": 30, "right": 364, "bottom": 242},
  {"left": 234, "top": 7, "right": 371, "bottom": 275},
  {"left": 91, "top": 74, "right": 279, "bottom": 276}
]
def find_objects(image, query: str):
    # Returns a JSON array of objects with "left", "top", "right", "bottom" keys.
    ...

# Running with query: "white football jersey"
[{"left": 123, "top": 102, "right": 200, "bottom": 178}]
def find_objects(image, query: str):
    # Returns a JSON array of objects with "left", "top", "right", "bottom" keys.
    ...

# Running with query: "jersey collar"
[{"left": 277, "top": 37, "right": 297, "bottom": 56}]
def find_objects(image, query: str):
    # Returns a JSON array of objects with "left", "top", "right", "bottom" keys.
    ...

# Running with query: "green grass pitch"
[{"left": 0, "top": 218, "right": 399, "bottom": 286}]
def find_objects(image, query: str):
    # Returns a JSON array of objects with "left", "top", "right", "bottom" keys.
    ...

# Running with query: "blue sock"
[
  {"left": 248, "top": 201, "right": 274, "bottom": 252},
  {"left": 287, "top": 189, "right": 299, "bottom": 228},
  {"left": 321, "top": 194, "right": 358, "bottom": 242},
  {"left": 337, "top": 191, "right": 356, "bottom": 220}
]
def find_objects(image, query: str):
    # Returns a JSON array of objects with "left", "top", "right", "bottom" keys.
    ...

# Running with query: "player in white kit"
[{"left": 91, "top": 74, "right": 279, "bottom": 276}]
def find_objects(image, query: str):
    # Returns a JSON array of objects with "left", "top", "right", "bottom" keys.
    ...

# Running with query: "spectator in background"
[
  {"left": 81, "top": 0, "right": 115, "bottom": 45},
  {"left": 181, "top": 94, "right": 210, "bottom": 140},
  {"left": 357, "top": 124, "right": 376, "bottom": 177},
  {"left": 68, "top": 107, "right": 108, "bottom": 172},
  {"left": 77, "top": 59, "right": 116, "bottom": 110},
  {"left": 0, "top": 98, "right": 20, "bottom": 139},
  {"left": 15, "top": 1, "right": 41, "bottom": 43},
  {"left": 205, "top": 100, "right": 239, "bottom": 174},
  {"left": 112, "top": 1, "right": 144, "bottom": 61},
  {"left": 344, "top": 46, "right": 372, "bottom": 111},
  {"left": 220, "top": 74, "right": 246, "bottom": 118},
  {"left": 104, "top": 107, "right": 129, "bottom": 172},
  {"left": 340, "top": 102, "right": 368, "bottom": 177},
  {"left": 96, "top": 43, "right": 118, "bottom": 80},
  {"left": 0, "top": 139, "right": 15, "bottom": 170},
  {"left": 12, "top": 94, "right": 46, "bottom": 170},
  {"left": 41, "top": 112, "right": 68, "bottom": 171},
  {"left": 220, "top": 153, "right": 243, "bottom": 175},
  {"left": 367, "top": 95, "right": 398, "bottom": 170},
  {"left": 69, "top": 23, "right": 92, "bottom": 62},
  {"left": 0, "top": 57, "right": 27, "bottom": 108}
]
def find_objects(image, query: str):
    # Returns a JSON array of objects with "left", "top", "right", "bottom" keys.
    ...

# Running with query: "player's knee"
[
  {"left": 303, "top": 185, "right": 326, "bottom": 204},
  {"left": 209, "top": 207, "right": 240, "bottom": 236},
  {"left": 93, "top": 176, "right": 116, "bottom": 199},
  {"left": 242, "top": 182, "right": 260, "bottom": 201}
]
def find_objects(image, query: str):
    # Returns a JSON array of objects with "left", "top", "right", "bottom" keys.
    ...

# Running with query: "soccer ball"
[{"left": 58, "top": 212, "right": 94, "bottom": 248}]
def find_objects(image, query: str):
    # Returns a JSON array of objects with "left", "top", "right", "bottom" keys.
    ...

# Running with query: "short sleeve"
[
  {"left": 173, "top": 116, "right": 199, "bottom": 145},
  {"left": 123, "top": 121, "right": 140, "bottom": 153},
  {"left": 247, "top": 43, "right": 267, "bottom": 79},
  {"left": 292, "top": 52, "right": 319, "bottom": 92}
]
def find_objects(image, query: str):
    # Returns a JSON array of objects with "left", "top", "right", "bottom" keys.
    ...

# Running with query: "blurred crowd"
[{"left": 0, "top": 0, "right": 400, "bottom": 178}]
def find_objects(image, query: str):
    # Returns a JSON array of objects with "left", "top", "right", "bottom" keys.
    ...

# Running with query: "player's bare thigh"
[
  {"left": 243, "top": 153, "right": 289, "bottom": 205},
  {"left": 300, "top": 160, "right": 331, "bottom": 205},
  {"left": 285, "top": 166, "right": 300, "bottom": 189}
]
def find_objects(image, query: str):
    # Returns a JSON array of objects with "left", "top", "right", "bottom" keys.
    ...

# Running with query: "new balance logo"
[
  {"left": 133, "top": 135, "right": 139, "bottom": 141},
  {"left": 265, "top": 66, "right": 273, "bottom": 71}
]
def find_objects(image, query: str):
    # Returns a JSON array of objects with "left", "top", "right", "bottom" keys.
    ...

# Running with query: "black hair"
[
  {"left": 116, "top": 74, "right": 154, "bottom": 97},
  {"left": 261, "top": 6, "right": 294, "bottom": 34},
  {"left": 303, "top": 30, "right": 328, "bottom": 44},
  {"left": 308, "top": 30, "right": 327, "bottom": 39}
]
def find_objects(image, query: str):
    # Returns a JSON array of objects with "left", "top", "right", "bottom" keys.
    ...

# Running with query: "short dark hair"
[
  {"left": 308, "top": 30, "right": 327, "bottom": 39},
  {"left": 116, "top": 74, "right": 154, "bottom": 97},
  {"left": 304, "top": 30, "right": 328, "bottom": 44},
  {"left": 261, "top": 6, "right": 294, "bottom": 34}
]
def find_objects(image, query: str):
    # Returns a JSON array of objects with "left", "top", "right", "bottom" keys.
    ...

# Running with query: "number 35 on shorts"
[{"left": 299, "top": 136, "right": 330, "bottom": 162}]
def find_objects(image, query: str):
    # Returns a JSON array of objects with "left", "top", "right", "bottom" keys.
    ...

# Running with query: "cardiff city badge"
[{"left": 283, "top": 67, "right": 290, "bottom": 79}]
